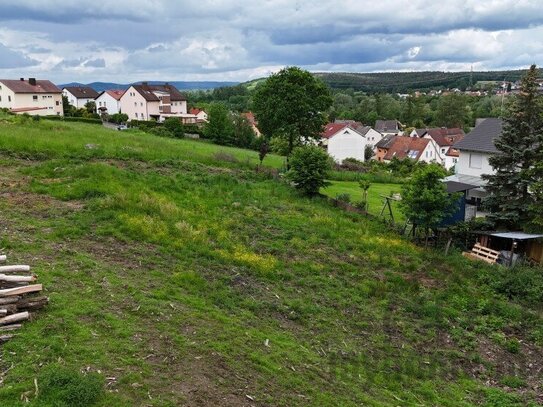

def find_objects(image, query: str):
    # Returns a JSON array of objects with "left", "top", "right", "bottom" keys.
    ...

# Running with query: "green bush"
[
  {"left": 108, "top": 113, "right": 129, "bottom": 124},
  {"left": 163, "top": 117, "right": 185, "bottom": 138},
  {"left": 287, "top": 145, "right": 331, "bottom": 196},
  {"left": 336, "top": 193, "right": 351, "bottom": 203},
  {"left": 483, "top": 265, "right": 543, "bottom": 306},
  {"left": 36, "top": 365, "right": 104, "bottom": 406}
]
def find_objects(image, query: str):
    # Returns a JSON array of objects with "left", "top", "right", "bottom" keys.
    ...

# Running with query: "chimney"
[
  {"left": 29, "top": 78, "right": 37, "bottom": 86},
  {"left": 20, "top": 78, "right": 24, "bottom": 81}
]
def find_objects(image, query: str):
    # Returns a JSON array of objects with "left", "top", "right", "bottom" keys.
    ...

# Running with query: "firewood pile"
[{"left": 0, "top": 254, "right": 48, "bottom": 343}]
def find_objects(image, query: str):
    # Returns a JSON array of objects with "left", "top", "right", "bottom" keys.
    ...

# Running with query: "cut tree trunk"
[
  {"left": 0, "top": 285, "right": 42, "bottom": 297},
  {"left": 0, "top": 274, "right": 36, "bottom": 283},
  {"left": 0, "top": 265, "right": 31, "bottom": 273},
  {"left": 0, "top": 312, "right": 29, "bottom": 325}
]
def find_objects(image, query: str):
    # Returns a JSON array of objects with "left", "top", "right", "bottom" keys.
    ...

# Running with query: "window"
[
  {"left": 8, "top": 96, "right": 11, "bottom": 102},
  {"left": 441, "top": 148, "right": 446, "bottom": 154},
  {"left": 140, "top": 102, "right": 143, "bottom": 106},
  {"left": 140, "top": 113, "right": 144, "bottom": 118},
  {"left": 0, "top": 96, "right": 1, "bottom": 102},
  {"left": 135, "top": 113, "right": 138, "bottom": 118},
  {"left": 56, "top": 101, "right": 60, "bottom": 106},
  {"left": 134, "top": 102, "right": 137, "bottom": 106},
  {"left": 469, "top": 153, "right": 483, "bottom": 169},
  {"left": 33, "top": 95, "right": 38, "bottom": 101}
]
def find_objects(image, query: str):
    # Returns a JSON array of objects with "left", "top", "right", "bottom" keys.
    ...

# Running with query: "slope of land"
[{"left": 0, "top": 115, "right": 541, "bottom": 406}]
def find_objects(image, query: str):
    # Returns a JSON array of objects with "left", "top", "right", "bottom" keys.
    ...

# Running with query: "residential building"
[
  {"left": 119, "top": 83, "right": 193, "bottom": 123},
  {"left": 95, "top": 90, "right": 124, "bottom": 115},
  {"left": 411, "top": 127, "right": 465, "bottom": 168},
  {"left": 375, "top": 136, "right": 440, "bottom": 164},
  {"left": 322, "top": 122, "right": 375, "bottom": 163},
  {"left": 0, "top": 78, "right": 63, "bottom": 116},
  {"left": 189, "top": 108, "right": 208, "bottom": 123},
  {"left": 375, "top": 119, "right": 404, "bottom": 136},
  {"left": 62, "top": 86, "right": 99, "bottom": 109},
  {"left": 445, "top": 118, "right": 502, "bottom": 214}
]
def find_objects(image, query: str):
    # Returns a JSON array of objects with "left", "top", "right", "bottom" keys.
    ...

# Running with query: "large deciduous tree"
[
  {"left": 253, "top": 67, "right": 332, "bottom": 158},
  {"left": 483, "top": 65, "right": 543, "bottom": 230}
]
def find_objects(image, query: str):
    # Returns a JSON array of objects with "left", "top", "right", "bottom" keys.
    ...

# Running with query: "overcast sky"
[{"left": 0, "top": 0, "right": 541, "bottom": 84}]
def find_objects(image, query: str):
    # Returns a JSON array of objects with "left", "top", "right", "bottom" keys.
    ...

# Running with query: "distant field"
[{"left": 322, "top": 180, "right": 404, "bottom": 222}]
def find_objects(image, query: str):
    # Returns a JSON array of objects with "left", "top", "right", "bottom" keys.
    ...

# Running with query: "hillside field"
[{"left": 0, "top": 115, "right": 542, "bottom": 406}]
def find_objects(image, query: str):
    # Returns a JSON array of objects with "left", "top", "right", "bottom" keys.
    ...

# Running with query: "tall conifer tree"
[{"left": 483, "top": 65, "right": 543, "bottom": 230}]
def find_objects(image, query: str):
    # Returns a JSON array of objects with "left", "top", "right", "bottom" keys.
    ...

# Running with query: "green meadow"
[{"left": 0, "top": 113, "right": 541, "bottom": 406}]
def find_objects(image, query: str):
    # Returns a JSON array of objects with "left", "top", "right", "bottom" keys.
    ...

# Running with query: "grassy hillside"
[{"left": 0, "top": 114, "right": 542, "bottom": 406}]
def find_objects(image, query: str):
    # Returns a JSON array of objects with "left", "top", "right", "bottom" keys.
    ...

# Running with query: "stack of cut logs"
[{"left": 0, "top": 254, "right": 48, "bottom": 343}]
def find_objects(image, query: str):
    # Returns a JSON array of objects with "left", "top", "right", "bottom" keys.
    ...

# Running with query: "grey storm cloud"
[
  {"left": 0, "top": 43, "right": 37, "bottom": 68},
  {"left": 0, "top": 0, "right": 542, "bottom": 82}
]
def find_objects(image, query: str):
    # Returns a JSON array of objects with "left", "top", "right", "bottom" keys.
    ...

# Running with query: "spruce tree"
[{"left": 483, "top": 65, "right": 543, "bottom": 230}]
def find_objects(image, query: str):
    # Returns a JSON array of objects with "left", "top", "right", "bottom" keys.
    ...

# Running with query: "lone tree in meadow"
[
  {"left": 400, "top": 165, "right": 458, "bottom": 240},
  {"left": 253, "top": 67, "right": 333, "bottom": 159},
  {"left": 483, "top": 64, "right": 543, "bottom": 230},
  {"left": 287, "top": 145, "right": 331, "bottom": 196}
]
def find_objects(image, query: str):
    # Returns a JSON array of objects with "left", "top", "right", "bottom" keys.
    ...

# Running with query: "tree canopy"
[
  {"left": 400, "top": 165, "right": 459, "bottom": 233},
  {"left": 253, "top": 67, "right": 332, "bottom": 156}
]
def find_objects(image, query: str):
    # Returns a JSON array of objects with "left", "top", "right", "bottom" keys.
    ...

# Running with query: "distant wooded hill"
[
  {"left": 58, "top": 81, "right": 240, "bottom": 92},
  {"left": 312, "top": 69, "right": 541, "bottom": 93}
]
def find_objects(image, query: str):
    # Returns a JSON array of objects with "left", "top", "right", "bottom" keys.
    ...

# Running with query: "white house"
[
  {"left": 62, "top": 86, "right": 99, "bottom": 109},
  {"left": 189, "top": 108, "right": 208, "bottom": 123},
  {"left": 323, "top": 122, "right": 372, "bottom": 163},
  {"left": 412, "top": 127, "right": 465, "bottom": 168},
  {"left": 0, "top": 78, "right": 63, "bottom": 116},
  {"left": 119, "top": 83, "right": 195, "bottom": 122},
  {"left": 445, "top": 118, "right": 502, "bottom": 212},
  {"left": 95, "top": 90, "right": 124, "bottom": 115}
]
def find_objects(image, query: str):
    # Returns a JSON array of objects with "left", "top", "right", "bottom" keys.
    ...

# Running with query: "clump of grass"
[
  {"left": 35, "top": 364, "right": 104, "bottom": 407},
  {"left": 213, "top": 151, "right": 239, "bottom": 163}
]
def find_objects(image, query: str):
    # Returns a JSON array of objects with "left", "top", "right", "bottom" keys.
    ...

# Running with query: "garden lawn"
[{"left": 0, "top": 113, "right": 541, "bottom": 406}]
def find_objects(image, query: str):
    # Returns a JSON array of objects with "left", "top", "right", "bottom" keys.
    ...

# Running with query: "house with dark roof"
[
  {"left": 0, "top": 78, "right": 63, "bottom": 116},
  {"left": 445, "top": 118, "right": 502, "bottom": 211},
  {"left": 119, "top": 83, "right": 192, "bottom": 122},
  {"left": 62, "top": 86, "right": 99, "bottom": 109},
  {"left": 374, "top": 119, "right": 403, "bottom": 136},
  {"left": 95, "top": 90, "right": 125, "bottom": 115}
]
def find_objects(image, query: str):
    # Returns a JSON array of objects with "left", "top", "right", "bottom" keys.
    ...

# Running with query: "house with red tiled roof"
[
  {"left": 95, "top": 90, "right": 125, "bottom": 115},
  {"left": 119, "top": 82, "right": 193, "bottom": 122},
  {"left": 0, "top": 78, "right": 63, "bottom": 116},
  {"left": 189, "top": 108, "right": 208, "bottom": 123},
  {"left": 322, "top": 121, "right": 382, "bottom": 162},
  {"left": 410, "top": 127, "right": 465, "bottom": 167},
  {"left": 376, "top": 136, "right": 440, "bottom": 164}
]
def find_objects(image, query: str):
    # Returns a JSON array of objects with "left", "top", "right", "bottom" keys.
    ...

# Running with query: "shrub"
[
  {"left": 149, "top": 127, "right": 174, "bottom": 138},
  {"left": 43, "top": 116, "right": 102, "bottom": 125},
  {"left": 36, "top": 365, "right": 104, "bottom": 406},
  {"left": 108, "top": 113, "right": 129, "bottom": 124},
  {"left": 287, "top": 145, "right": 331, "bottom": 196},
  {"left": 163, "top": 117, "right": 185, "bottom": 138},
  {"left": 336, "top": 193, "right": 351, "bottom": 203}
]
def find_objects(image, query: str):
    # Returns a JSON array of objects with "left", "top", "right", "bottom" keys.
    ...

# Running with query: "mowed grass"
[
  {"left": 322, "top": 180, "right": 404, "bottom": 222},
  {"left": 0, "top": 114, "right": 541, "bottom": 406}
]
